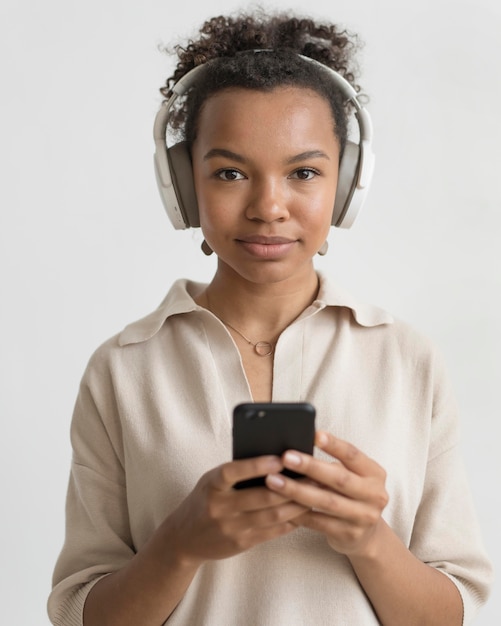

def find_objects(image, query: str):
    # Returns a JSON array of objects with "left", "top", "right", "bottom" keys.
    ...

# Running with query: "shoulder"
[
  {"left": 118, "top": 278, "right": 207, "bottom": 346},
  {"left": 317, "top": 272, "right": 444, "bottom": 367},
  {"left": 82, "top": 278, "right": 207, "bottom": 378}
]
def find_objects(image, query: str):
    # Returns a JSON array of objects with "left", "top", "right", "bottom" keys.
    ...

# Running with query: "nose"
[{"left": 245, "top": 177, "right": 290, "bottom": 223}]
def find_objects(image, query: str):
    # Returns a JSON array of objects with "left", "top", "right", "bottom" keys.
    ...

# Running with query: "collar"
[
  {"left": 313, "top": 271, "right": 394, "bottom": 327},
  {"left": 118, "top": 273, "right": 393, "bottom": 347}
]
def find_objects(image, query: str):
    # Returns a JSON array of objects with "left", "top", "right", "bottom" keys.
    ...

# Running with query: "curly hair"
[{"left": 160, "top": 10, "right": 363, "bottom": 155}]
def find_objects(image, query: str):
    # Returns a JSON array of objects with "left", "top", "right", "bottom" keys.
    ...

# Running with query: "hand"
[
  {"left": 265, "top": 431, "right": 389, "bottom": 557},
  {"left": 162, "top": 456, "right": 307, "bottom": 567}
]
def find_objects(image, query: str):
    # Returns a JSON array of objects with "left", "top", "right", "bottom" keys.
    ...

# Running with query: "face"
[{"left": 191, "top": 86, "right": 340, "bottom": 287}]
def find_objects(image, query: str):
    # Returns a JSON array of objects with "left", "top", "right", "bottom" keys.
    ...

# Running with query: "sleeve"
[
  {"left": 410, "top": 348, "right": 493, "bottom": 625},
  {"left": 47, "top": 344, "right": 135, "bottom": 626}
]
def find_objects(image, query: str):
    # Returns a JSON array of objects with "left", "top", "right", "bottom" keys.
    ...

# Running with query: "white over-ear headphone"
[{"left": 153, "top": 54, "right": 375, "bottom": 230}]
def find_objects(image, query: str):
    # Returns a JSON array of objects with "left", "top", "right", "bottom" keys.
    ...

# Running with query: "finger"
[
  {"left": 265, "top": 473, "right": 358, "bottom": 516},
  {"left": 266, "top": 469, "right": 388, "bottom": 519},
  {"left": 238, "top": 501, "right": 308, "bottom": 530},
  {"left": 223, "top": 483, "right": 297, "bottom": 513},
  {"left": 212, "top": 456, "right": 284, "bottom": 491},
  {"left": 295, "top": 509, "right": 359, "bottom": 539},
  {"left": 314, "top": 431, "right": 385, "bottom": 479},
  {"left": 233, "top": 519, "right": 299, "bottom": 550},
  {"left": 279, "top": 450, "right": 366, "bottom": 499}
]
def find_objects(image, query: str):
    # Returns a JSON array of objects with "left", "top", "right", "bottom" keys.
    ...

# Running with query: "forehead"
[{"left": 193, "top": 86, "right": 338, "bottom": 153}]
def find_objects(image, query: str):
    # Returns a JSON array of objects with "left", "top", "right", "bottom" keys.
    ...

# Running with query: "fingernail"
[
  {"left": 267, "top": 474, "right": 285, "bottom": 488},
  {"left": 268, "top": 455, "right": 282, "bottom": 466},
  {"left": 316, "top": 431, "right": 328, "bottom": 446},
  {"left": 284, "top": 451, "right": 302, "bottom": 466}
]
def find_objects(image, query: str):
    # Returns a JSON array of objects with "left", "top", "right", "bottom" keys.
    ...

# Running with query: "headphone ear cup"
[
  {"left": 332, "top": 141, "right": 360, "bottom": 227},
  {"left": 167, "top": 141, "right": 200, "bottom": 228}
]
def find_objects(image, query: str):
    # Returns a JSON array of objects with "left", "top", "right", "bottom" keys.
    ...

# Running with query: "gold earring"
[
  {"left": 201, "top": 239, "right": 213, "bottom": 256},
  {"left": 317, "top": 241, "right": 329, "bottom": 256}
]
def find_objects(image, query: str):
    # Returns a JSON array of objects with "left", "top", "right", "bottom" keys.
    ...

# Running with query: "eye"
[
  {"left": 215, "top": 168, "right": 246, "bottom": 181},
  {"left": 290, "top": 168, "right": 319, "bottom": 181}
]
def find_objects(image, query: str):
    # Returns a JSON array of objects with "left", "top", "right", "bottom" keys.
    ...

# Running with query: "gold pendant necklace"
[{"left": 221, "top": 320, "right": 274, "bottom": 357}]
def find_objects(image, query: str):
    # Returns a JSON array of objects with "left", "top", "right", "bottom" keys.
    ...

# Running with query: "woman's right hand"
[
  {"left": 160, "top": 455, "right": 307, "bottom": 566},
  {"left": 83, "top": 456, "right": 303, "bottom": 626}
]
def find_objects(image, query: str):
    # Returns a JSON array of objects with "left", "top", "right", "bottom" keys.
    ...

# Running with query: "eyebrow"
[
  {"left": 203, "top": 148, "right": 246, "bottom": 163},
  {"left": 287, "top": 150, "right": 331, "bottom": 163},
  {"left": 203, "top": 148, "right": 331, "bottom": 163}
]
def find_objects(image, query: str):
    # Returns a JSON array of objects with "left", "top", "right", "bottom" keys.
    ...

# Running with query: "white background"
[{"left": 1, "top": 0, "right": 499, "bottom": 624}]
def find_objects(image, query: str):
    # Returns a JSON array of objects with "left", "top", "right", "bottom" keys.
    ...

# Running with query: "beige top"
[{"left": 48, "top": 273, "right": 492, "bottom": 625}]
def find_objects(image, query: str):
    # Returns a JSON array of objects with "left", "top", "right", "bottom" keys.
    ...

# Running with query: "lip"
[{"left": 236, "top": 235, "right": 298, "bottom": 259}]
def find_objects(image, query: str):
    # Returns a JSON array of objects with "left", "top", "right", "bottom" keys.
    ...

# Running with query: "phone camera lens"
[{"left": 245, "top": 409, "right": 267, "bottom": 419}]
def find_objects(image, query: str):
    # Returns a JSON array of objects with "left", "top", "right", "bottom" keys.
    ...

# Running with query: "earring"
[
  {"left": 317, "top": 241, "right": 329, "bottom": 256},
  {"left": 201, "top": 239, "right": 213, "bottom": 256}
]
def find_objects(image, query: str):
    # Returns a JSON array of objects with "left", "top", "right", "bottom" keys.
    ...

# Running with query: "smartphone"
[{"left": 232, "top": 402, "right": 316, "bottom": 489}]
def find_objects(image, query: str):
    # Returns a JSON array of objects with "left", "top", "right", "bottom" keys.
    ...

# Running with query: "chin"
[{"left": 220, "top": 257, "right": 316, "bottom": 286}]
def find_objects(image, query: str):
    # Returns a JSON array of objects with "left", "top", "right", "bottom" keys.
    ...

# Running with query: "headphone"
[{"left": 153, "top": 54, "right": 375, "bottom": 230}]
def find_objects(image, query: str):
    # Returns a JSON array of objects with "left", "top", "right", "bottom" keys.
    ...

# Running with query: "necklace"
[{"left": 221, "top": 320, "right": 274, "bottom": 357}]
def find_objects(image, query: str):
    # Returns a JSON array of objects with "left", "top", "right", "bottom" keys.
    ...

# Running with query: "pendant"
[{"left": 254, "top": 341, "right": 274, "bottom": 357}]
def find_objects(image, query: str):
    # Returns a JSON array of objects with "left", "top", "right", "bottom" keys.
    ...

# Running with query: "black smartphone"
[{"left": 232, "top": 402, "right": 316, "bottom": 489}]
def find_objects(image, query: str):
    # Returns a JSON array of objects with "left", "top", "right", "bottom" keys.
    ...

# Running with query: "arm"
[
  {"left": 348, "top": 519, "right": 462, "bottom": 626},
  {"left": 266, "top": 431, "right": 463, "bottom": 626},
  {"left": 83, "top": 455, "right": 306, "bottom": 626}
]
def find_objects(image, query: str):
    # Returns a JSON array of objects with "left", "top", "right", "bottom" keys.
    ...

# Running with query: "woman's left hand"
[{"left": 265, "top": 430, "right": 389, "bottom": 557}]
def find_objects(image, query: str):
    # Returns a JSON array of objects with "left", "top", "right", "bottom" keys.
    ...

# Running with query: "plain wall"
[{"left": 1, "top": 0, "right": 499, "bottom": 623}]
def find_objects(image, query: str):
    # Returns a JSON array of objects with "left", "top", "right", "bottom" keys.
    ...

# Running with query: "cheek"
[
  {"left": 194, "top": 181, "right": 247, "bottom": 233},
  {"left": 317, "top": 176, "right": 338, "bottom": 227},
  {"left": 297, "top": 187, "right": 336, "bottom": 225},
  {"left": 193, "top": 169, "right": 216, "bottom": 229},
  {"left": 196, "top": 189, "right": 240, "bottom": 238},
  {"left": 192, "top": 162, "right": 206, "bottom": 208}
]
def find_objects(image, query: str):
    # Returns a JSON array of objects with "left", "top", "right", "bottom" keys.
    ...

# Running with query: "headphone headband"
[{"left": 153, "top": 53, "right": 375, "bottom": 230}]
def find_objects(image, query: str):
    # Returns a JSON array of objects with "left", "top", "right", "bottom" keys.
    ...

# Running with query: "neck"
[{"left": 197, "top": 265, "right": 320, "bottom": 337}]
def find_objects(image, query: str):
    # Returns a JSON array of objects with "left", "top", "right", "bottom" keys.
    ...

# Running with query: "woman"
[{"left": 48, "top": 11, "right": 492, "bottom": 626}]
